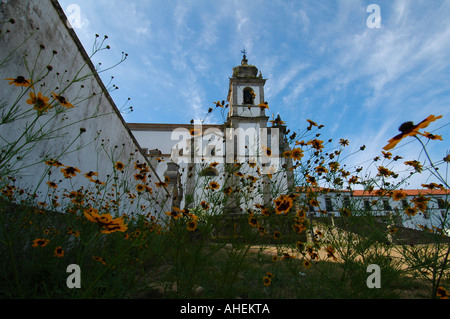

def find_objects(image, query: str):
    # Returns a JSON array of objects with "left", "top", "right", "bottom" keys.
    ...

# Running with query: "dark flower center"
[{"left": 398, "top": 121, "right": 415, "bottom": 133}]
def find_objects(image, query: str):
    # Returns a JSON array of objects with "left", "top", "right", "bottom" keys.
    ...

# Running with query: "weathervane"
[{"left": 241, "top": 48, "right": 248, "bottom": 65}]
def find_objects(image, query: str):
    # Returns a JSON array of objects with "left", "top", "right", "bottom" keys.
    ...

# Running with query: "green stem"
[
  {"left": 0, "top": 206, "right": 23, "bottom": 297},
  {"left": 414, "top": 136, "right": 449, "bottom": 188}
]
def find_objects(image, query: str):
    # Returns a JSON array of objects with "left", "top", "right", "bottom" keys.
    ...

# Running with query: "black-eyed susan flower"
[
  {"left": 208, "top": 181, "right": 220, "bottom": 191},
  {"left": 186, "top": 219, "right": 198, "bottom": 232},
  {"left": 93, "top": 256, "right": 106, "bottom": 265},
  {"left": 223, "top": 186, "right": 233, "bottom": 196},
  {"left": 84, "top": 171, "right": 98, "bottom": 181},
  {"left": 156, "top": 176, "right": 169, "bottom": 187},
  {"left": 26, "top": 91, "right": 51, "bottom": 112},
  {"left": 437, "top": 286, "right": 448, "bottom": 299},
  {"left": 273, "top": 194, "right": 293, "bottom": 215},
  {"left": 61, "top": 166, "right": 81, "bottom": 179},
  {"left": 273, "top": 231, "right": 281, "bottom": 240},
  {"left": 290, "top": 148, "right": 304, "bottom": 161},
  {"left": 136, "top": 183, "right": 146, "bottom": 193},
  {"left": 325, "top": 245, "right": 337, "bottom": 261},
  {"left": 5, "top": 76, "right": 31, "bottom": 87},
  {"left": 391, "top": 190, "right": 407, "bottom": 201},
  {"left": 404, "top": 206, "right": 417, "bottom": 217},
  {"left": 308, "top": 139, "right": 324, "bottom": 151},
  {"left": 303, "top": 259, "right": 311, "bottom": 269},
  {"left": 306, "top": 119, "right": 318, "bottom": 128},
  {"left": 45, "top": 158, "right": 63, "bottom": 167},
  {"left": 200, "top": 201, "right": 210, "bottom": 210},
  {"left": 210, "top": 162, "right": 219, "bottom": 168},
  {"left": 263, "top": 275, "right": 271, "bottom": 286},
  {"left": 165, "top": 210, "right": 182, "bottom": 219},
  {"left": 248, "top": 215, "right": 258, "bottom": 227},
  {"left": 404, "top": 160, "right": 423, "bottom": 173},
  {"left": 258, "top": 102, "right": 269, "bottom": 110},
  {"left": 51, "top": 92, "right": 73, "bottom": 108},
  {"left": 383, "top": 115, "right": 443, "bottom": 150},
  {"left": 32, "top": 238, "right": 50, "bottom": 247},
  {"left": 54, "top": 246, "right": 64, "bottom": 258},
  {"left": 115, "top": 161, "right": 125, "bottom": 171},
  {"left": 46, "top": 181, "right": 58, "bottom": 189},
  {"left": 134, "top": 173, "right": 147, "bottom": 183}
]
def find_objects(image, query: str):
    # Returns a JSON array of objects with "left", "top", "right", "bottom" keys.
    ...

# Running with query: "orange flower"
[
  {"left": 51, "top": 92, "right": 73, "bottom": 108},
  {"left": 32, "top": 238, "right": 50, "bottom": 247},
  {"left": 208, "top": 181, "right": 220, "bottom": 190},
  {"left": 93, "top": 256, "right": 107, "bottom": 265},
  {"left": 391, "top": 190, "right": 407, "bottom": 201},
  {"left": 61, "top": 166, "right": 81, "bottom": 179},
  {"left": 383, "top": 115, "right": 443, "bottom": 150},
  {"left": 420, "top": 132, "right": 443, "bottom": 141},
  {"left": 5, "top": 76, "right": 31, "bottom": 87},
  {"left": 54, "top": 246, "right": 64, "bottom": 258},
  {"left": 115, "top": 161, "right": 125, "bottom": 171},
  {"left": 290, "top": 148, "right": 304, "bottom": 161},
  {"left": 186, "top": 219, "right": 198, "bottom": 232},
  {"left": 46, "top": 181, "right": 58, "bottom": 189},
  {"left": 273, "top": 194, "right": 294, "bottom": 215},
  {"left": 263, "top": 275, "right": 272, "bottom": 286},
  {"left": 26, "top": 91, "right": 51, "bottom": 112},
  {"left": 45, "top": 158, "right": 63, "bottom": 167}
]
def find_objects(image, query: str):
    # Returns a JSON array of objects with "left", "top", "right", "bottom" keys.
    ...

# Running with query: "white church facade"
[{"left": 128, "top": 55, "right": 295, "bottom": 215}]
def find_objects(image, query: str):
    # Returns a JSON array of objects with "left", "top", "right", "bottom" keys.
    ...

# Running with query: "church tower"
[{"left": 226, "top": 52, "right": 269, "bottom": 128}]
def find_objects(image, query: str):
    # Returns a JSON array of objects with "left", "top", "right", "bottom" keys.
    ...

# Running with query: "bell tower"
[{"left": 226, "top": 52, "right": 269, "bottom": 128}]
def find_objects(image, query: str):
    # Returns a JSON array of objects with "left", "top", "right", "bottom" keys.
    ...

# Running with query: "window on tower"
[{"left": 243, "top": 87, "right": 254, "bottom": 105}]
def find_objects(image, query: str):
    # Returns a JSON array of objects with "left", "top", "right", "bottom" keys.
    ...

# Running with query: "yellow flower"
[
  {"left": 115, "top": 161, "right": 125, "bottom": 171},
  {"left": 200, "top": 201, "right": 210, "bottom": 210},
  {"left": 273, "top": 231, "right": 281, "bottom": 240},
  {"left": 165, "top": 210, "right": 182, "bottom": 219},
  {"left": 263, "top": 276, "right": 272, "bottom": 286},
  {"left": 93, "top": 256, "right": 106, "bottom": 265},
  {"left": 391, "top": 190, "right": 407, "bottom": 201},
  {"left": 136, "top": 183, "right": 146, "bottom": 193},
  {"left": 61, "top": 166, "right": 81, "bottom": 179},
  {"left": 208, "top": 181, "right": 220, "bottom": 190},
  {"left": 26, "top": 91, "right": 51, "bottom": 112},
  {"left": 404, "top": 206, "right": 417, "bottom": 217},
  {"left": 273, "top": 194, "right": 293, "bottom": 215},
  {"left": 5, "top": 76, "right": 32, "bottom": 87},
  {"left": 383, "top": 115, "right": 443, "bottom": 150},
  {"left": 51, "top": 92, "right": 73, "bottom": 108},
  {"left": 437, "top": 286, "right": 448, "bottom": 299},
  {"left": 290, "top": 148, "right": 304, "bottom": 161},
  {"left": 258, "top": 102, "right": 269, "bottom": 110},
  {"left": 248, "top": 215, "right": 258, "bottom": 227},
  {"left": 186, "top": 219, "right": 198, "bottom": 232},
  {"left": 45, "top": 158, "right": 63, "bottom": 167},
  {"left": 46, "top": 181, "right": 58, "bottom": 189},
  {"left": 303, "top": 259, "right": 311, "bottom": 269},
  {"left": 32, "top": 238, "right": 50, "bottom": 247},
  {"left": 54, "top": 246, "right": 64, "bottom": 258}
]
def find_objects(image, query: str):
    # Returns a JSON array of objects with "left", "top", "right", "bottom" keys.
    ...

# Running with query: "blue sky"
[{"left": 59, "top": 0, "right": 450, "bottom": 188}]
